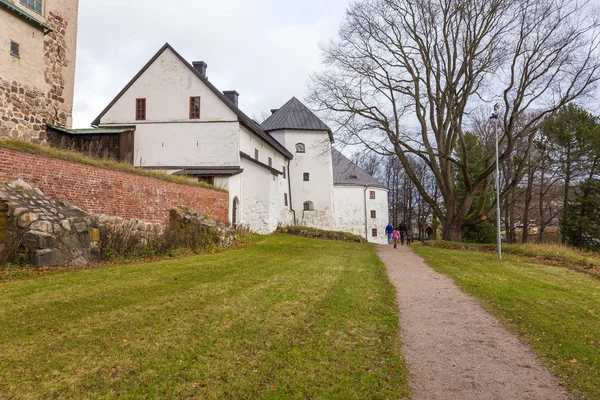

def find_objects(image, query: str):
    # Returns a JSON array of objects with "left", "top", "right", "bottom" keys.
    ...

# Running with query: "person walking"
[
  {"left": 398, "top": 221, "right": 407, "bottom": 245},
  {"left": 385, "top": 222, "right": 394, "bottom": 244},
  {"left": 425, "top": 226, "right": 433, "bottom": 240},
  {"left": 392, "top": 229, "right": 400, "bottom": 249}
]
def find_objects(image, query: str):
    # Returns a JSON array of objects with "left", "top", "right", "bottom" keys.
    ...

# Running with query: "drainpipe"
[
  {"left": 364, "top": 186, "right": 370, "bottom": 241},
  {"left": 287, "top": 158, "right": 296, "bottom": 225}
]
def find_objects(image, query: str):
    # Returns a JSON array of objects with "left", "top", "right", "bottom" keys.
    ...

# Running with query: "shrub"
[
  {"left": 462, "top": 220, "right": 497, "bottom": 244},
  {"left": 99, "top": 221, "right": 222, "bottom": 261}
]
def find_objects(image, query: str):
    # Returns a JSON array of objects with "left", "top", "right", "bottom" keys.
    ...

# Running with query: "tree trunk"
[
  {"left": 561, "top": 146, "right": 572, "bottom": 244},
  {"left": 442, "top": 214, "right": 463, "bottom": 241},
  {"left": 522, "top": 161, "right": 534, "bottom": 243}
]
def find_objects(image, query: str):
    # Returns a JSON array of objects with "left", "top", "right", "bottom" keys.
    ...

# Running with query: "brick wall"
[{"left": 0, "top": 147, "right": 229, "bottom": 225}]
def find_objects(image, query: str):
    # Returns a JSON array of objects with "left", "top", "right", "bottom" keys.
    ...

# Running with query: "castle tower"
[
  {"left": 0, "top": 0, "right": 79, "bottom": 142},
  {"left": 262, "top": 97, "right": 336, "bottom": 230}
]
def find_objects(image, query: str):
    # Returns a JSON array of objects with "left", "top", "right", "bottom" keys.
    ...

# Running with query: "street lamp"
[{"left": 490, "top": 104, "right": 502, "bottom": 260}]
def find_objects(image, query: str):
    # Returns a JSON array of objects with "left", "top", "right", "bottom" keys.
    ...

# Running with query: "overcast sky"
[{"left": 72, "top": 0, "right": 352, "bottom": 128}]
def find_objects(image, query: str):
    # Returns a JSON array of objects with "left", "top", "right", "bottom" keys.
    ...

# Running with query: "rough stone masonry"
[{"left": 0, "top": 179, "right": 101, "bottom": 266}]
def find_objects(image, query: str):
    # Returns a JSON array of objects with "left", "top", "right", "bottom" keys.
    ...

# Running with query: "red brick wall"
[{"left": 0, "top": 148, "right": 228, "bottom": 225}]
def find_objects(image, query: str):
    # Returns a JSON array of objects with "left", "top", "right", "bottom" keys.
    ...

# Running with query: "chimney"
[
  {"left": 192, "top": 61, "right": 207, "bottom": 78},
  {"left": 270, "top": 109, "right": 279, "bottom": 114},
  {"left": 223, "top": 90, "right": 239, "bottom": 107}
]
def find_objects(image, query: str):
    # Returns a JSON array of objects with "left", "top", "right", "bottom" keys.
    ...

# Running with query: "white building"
[{"left": 92, "top": 43, "right": 389, "bottom": 243}]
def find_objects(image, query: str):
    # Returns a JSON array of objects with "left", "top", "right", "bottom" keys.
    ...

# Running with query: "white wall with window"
[
  {"left": 333, "top": 186, "right": 389, "bottom": 244},
  {"left": 270, "top": 129, "right": 335, "bottom": 229}
]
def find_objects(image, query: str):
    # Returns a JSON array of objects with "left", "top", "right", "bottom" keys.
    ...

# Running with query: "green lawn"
[
  {"left": 414, "top": 245, "right": 600, "bottom": 400},
  {"left": 0, "top": 235, "right": 408, "bottom": 399}
]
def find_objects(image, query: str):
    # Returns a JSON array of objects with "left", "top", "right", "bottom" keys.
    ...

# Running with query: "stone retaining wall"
[{"left": 0, "top": 180, "right": 236, "bottom": 267}]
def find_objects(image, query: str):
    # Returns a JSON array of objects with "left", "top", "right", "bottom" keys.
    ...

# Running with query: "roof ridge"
[
  {"left": 261, "top": 97, "right": 334, "bottom": 142},
  {"left": 91, "top": 43, "right": 293, "bottom": 159}
]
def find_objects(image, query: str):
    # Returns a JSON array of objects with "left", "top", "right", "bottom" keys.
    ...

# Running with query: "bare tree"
[
  {"left": 310, "top": 0, "right": 600, "bottom": 240},
  {"left": 352, "top": 150, "right": 385, "bottom": 180}
]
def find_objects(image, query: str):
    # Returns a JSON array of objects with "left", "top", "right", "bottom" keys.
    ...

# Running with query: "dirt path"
[{"left": 378, "top": 244, "right": 573, "bottom": 400}]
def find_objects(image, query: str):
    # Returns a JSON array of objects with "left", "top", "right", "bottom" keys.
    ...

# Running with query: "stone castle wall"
[
  {"left": 0, "top": 1, "right": 76, "bottom": 142},
  {"left": 0, "top": 147, "right": 229, "bottom": 225}
]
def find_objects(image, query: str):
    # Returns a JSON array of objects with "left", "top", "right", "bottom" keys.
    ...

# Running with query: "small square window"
[
  {"left": 268, "top": 157, "right": 272, "bottom": 167},
  {"left": 284, "top": 193, "right": 288, "bottom": 207},
  {"left": 372, "top": 228, "right": 378, "bottom": 237},
  {"left": 370, "top": 210, "right": 376, "bottom": 218},
  {"left": 303, "top": 173, "right": 310, "bottom": 181},
  {"left": 10, "top": 41, "right": 19, "bottom": 58},
  {"left": 369, "top": 191, "right": 376, "bottom": 199},
  {"left": 254, "top": 149, "right": 259, "bottom": 160},
  {"left": 283, "top": 166, "right": 286, "bottom": 179}
]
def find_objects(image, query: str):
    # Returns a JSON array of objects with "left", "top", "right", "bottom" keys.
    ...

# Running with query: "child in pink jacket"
[{"left": 392, "top": 230, "right": 400, "bottom": 249}]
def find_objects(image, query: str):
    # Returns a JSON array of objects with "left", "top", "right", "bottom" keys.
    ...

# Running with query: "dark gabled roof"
[
  {"left": 261, "top": 97, "right": 334, "bottom": 142},
  {"left": 91, "top": 43, "right": 292, "bottom": 159},
  {"left": 332, "top": 148, "right": 387, "bottom": 189},
  {"left": 173, "top": 167, "right": 243, "bottom": 176},
  {"left": 0, "top": 0, "right": 52, "bottom": 33},
  {"left": 47, "top": 124, "right": 135, "bottom": 135}
]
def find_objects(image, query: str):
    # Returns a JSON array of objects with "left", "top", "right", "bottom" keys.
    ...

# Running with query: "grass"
[
  {"left": 414, "top": 244, "right": 600, "bottom": 400},
  {"left": 430, "top": 241, "right": 600, "bottom": 278},
  {"left": 0, "top": 139, "right": 226, "bottom": 192},
  {"left": 277, "top": 225, "right": 365, "bottom": 241},
  {"left": 0, "top": 235, "right": 408, "bottom": 399}
]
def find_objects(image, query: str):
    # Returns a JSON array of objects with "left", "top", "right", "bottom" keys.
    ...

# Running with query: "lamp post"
[{"left": 490, "top": 104, "right": 502, "bottom": 260}]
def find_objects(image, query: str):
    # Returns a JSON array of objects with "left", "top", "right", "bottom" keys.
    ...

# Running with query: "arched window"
[
  {"left": 232, "top": 197, "right": 239, "bottom": 227},
  {"left": 295, "top": 143, "right": 305, "bottom": 153},
  {"left": 303, "top": 201, "right": 314, "bottom": 211}
]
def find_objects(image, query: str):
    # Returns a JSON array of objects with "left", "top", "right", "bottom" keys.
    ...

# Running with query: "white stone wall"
[
  {"left": 239, "top": 126, "right": 285, "bottom": 172},
  {"left": 216, "top": 173, "right": 241, "bottom": 227},
  {"left": 239, "top": 158, "right": 276, "bottom": 234},
  {"left": 271, "top": 129, "right": 335, "bottom": 230},
  {"left": 132, "top": 122, "right": 240, "bottom": 167},
  {"left": 333, "top": 185, "right": 389, "bottom": 244}
]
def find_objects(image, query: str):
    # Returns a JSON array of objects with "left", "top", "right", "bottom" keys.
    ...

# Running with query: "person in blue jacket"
[{"left": 385, "top": 222, "right": 394, "bottom": 244}]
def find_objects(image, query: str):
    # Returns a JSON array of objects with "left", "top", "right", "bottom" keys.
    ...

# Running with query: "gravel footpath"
[{"left": 378, "top": 244, "right": 573, "bottom": 400}]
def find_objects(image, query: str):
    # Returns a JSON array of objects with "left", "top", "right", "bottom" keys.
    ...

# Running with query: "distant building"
[
  {"left": 90, "top": 44, "right": 389, "bottom": 242},
  {"left": 0, "top": 0, "right": 79, "bottom": 142}
]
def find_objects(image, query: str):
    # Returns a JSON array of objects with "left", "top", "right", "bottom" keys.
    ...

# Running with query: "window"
[
  {"left": 198, "top": 176, "right": 214, "bottom": 185},
  {"left": 268, "top": 157, "right": 272, "bottom": 167},
  {"left": 371, "top": 210, "right": 376, "bottom": 218},
  {"left": 372, "top": 228, "right": 378, "bottom": 237},
  {"left": 189, "top": 96, "right": 200, "bottom": 119},
  {"left": 284, "top": 193, "right": 288, "bottom": 207},
  {"left": 10, "top": 41, "right": 19, "bottom": 58},
  {"left": 136, "top": 98, "right": 146, "bottom": 121},
  {"left": 295, "top": 143, "right": 305, "bottom": 153},
  {"left": 20, "top": 0, "right": 42, "bottom": 14},
  {"left": 369, "top": 191, "right": 375, "bottom": 199},
  {"left": 254, "top": 149, "right": 259, "bottom": 160},
  {"left": 303, "top": 201, "right": 314, "bottom": 211},
  {"left": 283, "top": 166, "right": 286, "bottom": 179},
  {"left": 303, "top": 173, "right": 309, "bottom": 181}
]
